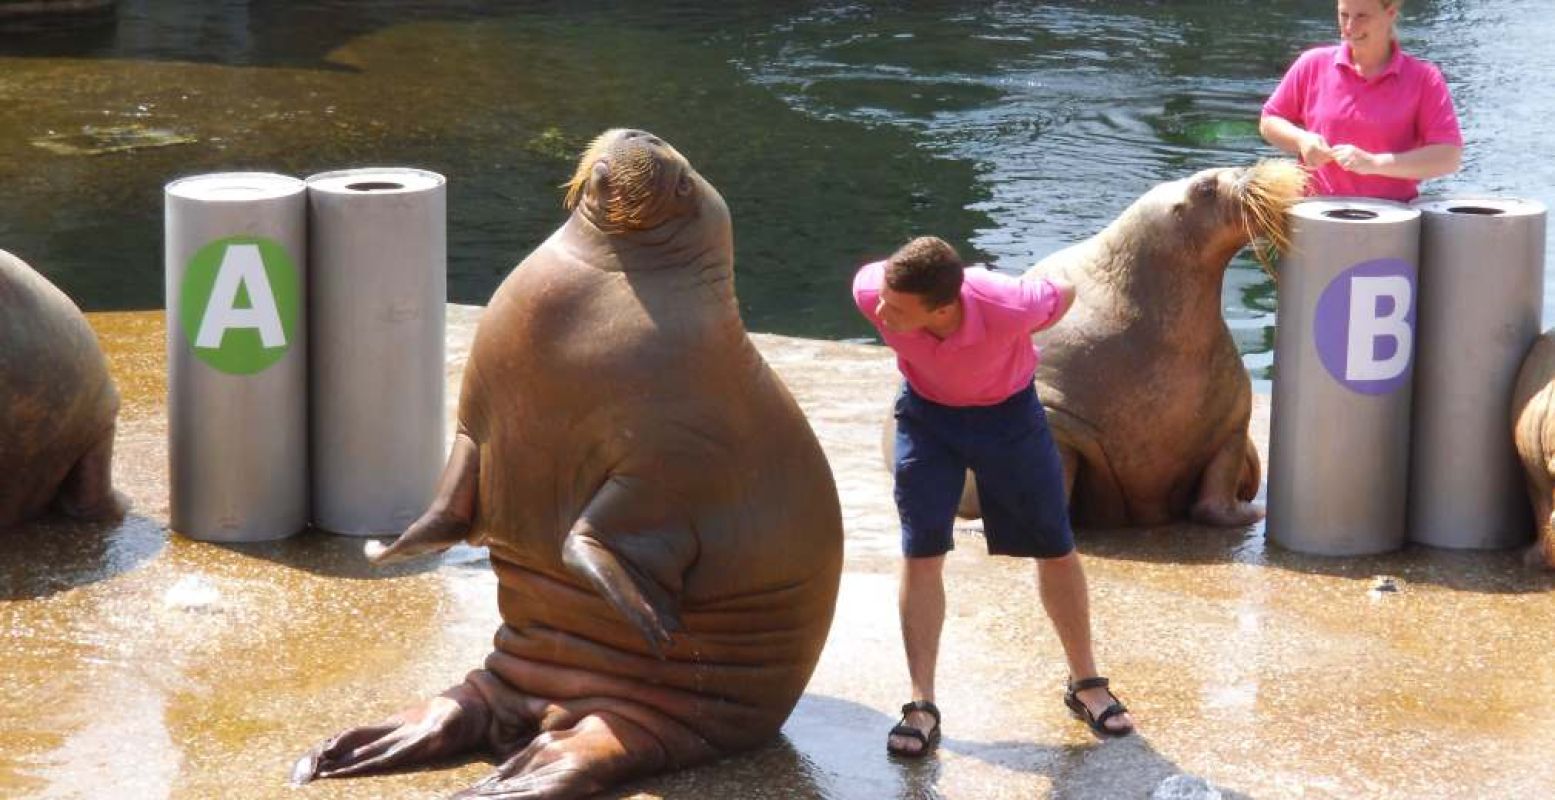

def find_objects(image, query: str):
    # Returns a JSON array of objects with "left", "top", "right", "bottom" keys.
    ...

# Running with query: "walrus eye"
[
  {"left": 676, "top": 173, "right": 693, "bottom": 197},
  {"left": 1192, "top": 177, "right": 1218, "bottom": 202}
]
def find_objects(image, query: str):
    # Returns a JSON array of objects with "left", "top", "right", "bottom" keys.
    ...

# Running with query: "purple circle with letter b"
[{"left": 1312, "top": 257, "right": 1416, "bottom": 395}]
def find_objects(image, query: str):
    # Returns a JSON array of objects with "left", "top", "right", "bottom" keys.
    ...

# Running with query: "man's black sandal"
[
  {"left": 886, "top": 700, "right": 942, "bottom": 757},
  {"left": 1064, "top": 677, "right": 1134, "bottom": 738}
]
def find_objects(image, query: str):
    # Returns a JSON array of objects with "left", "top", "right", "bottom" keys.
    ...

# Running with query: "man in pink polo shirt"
[
  {"left": 854, "top": 236, "right": 1134, "bottom": 757},
  {"left": 1260, "top": 0, "right": 1462, "bottom": 201}
]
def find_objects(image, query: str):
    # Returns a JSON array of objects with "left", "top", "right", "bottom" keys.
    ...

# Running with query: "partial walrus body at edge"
[
  {"left": 294, "top": 129, "right": 844, "bottom": 799},
  {"left": 0, "top": 249, "right": 123, "bottom": 530},
  {"left": 1512, "top": 331, "right": 1555, "bottom": 571}
]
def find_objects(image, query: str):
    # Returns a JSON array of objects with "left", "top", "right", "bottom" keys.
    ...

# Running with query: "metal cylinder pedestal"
[
  {"left": 1408, "top": 196, "right": 1546, "bottom": 550},
  {"left": 1268, "top": 197, "right": 1420, "bottom": 556},
  {"left": 306, "top": 167, "right": 447, "bottom": 536},
  {"left": 165, "top": 172, "right": 308, "bottom": 542}
]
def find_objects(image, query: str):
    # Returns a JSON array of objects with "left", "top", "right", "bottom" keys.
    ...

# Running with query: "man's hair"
[{"left": 885, "top": 236, "right": 964, "bottom": 309}]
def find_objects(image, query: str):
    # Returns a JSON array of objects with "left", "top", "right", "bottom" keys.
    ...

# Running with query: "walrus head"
[
  {"left": 563, "top": 128, "right": 729, "bottom": 240},
  {"left": 1145, "top": 159, "right": 1308, "bottom": 278},
  {"left": 1231, "top": 159, "right": 1308, "bottom": 276}
]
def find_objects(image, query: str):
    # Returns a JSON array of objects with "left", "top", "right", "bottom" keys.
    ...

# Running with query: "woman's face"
[{"left": 1337, "top": 0, "right": 1397, "bottom": 51}]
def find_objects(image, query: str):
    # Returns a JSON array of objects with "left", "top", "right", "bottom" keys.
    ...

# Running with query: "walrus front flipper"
[
  {"left": 453, "top": 708, "right": 679, "bottom": 800},
  {"left": 54, "top": 426, "right": 127, "bottom": 521},
  {"left": 1190, "top": 431, "right": 1265, "bottom": 527},
  {"left": 291, "top": 680, "right": 497, "bottom": 784},
  {"left": 371, "top": 433, "right": 480, "bottom": 565},
  {"left": 562, "top": 476, "right": 696, "bottom": 658}
]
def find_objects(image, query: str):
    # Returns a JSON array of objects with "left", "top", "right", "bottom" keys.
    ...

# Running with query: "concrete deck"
[{"left": 3, "top": 304, "right": 1553, "bottom": 799}]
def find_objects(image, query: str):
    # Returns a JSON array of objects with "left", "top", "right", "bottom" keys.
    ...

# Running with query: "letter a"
[
  {"left": 1345, "top": 275, "right": 1412, "bottom": 382},
  {"left": 195, "top": 243, "right": 287, "bottom": 350}
]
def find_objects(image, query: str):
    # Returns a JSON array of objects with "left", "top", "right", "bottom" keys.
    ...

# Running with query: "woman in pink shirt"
[{"left": 1259, "top": 0, "right": 1462, "bottom": 201}]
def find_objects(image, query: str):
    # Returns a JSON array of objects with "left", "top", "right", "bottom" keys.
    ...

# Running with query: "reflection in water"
[
  {"left": 2, "top": 1, "right": 1549, "bottom": 354},
  {"left": 0, "top": 1, "right": 989, "bottom": 341}
]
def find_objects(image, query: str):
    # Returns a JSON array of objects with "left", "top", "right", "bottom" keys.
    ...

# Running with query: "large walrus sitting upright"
[
  {"left": 908, "top": 162, "right": 1306, "bottom": 528},
  {"left": 1, "top": 249, "right": 123, "bottom": 529},
  {"left": 1038, "top": 159, "right": 1306, "bottom": 526},
  {"left": 1029, "top": 161, "right": 1305, "bottom": 528},
  {"left": 1511, "top": 332, "right": 1555, "bottom": 571},
  {"left": 293, "top": 130, "right": 844, "bottom": 798}
]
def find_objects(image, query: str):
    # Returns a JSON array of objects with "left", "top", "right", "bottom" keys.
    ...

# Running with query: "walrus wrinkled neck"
[
  {"left": 561, "top": 213, "right": 740, "bottom": 311},
  {"left": 566, "top": 212, "right": 728, "bottom": 267}
]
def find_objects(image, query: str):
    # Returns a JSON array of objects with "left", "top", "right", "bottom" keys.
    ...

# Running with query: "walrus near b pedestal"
[
  {"left": 1512, "top": 331, "right": 1555, "bottom": 570},
  {"left": 1030, "top": 161, "right": 1305, "bottom": 527},
  {"left": 0, "top": 249, "right": 123, "bottom": 529},
  {"left": 886, "top": 161, "right": 1305, "bottom": 528},
  {"left": 292, "top": 129, "right": 844, "bottom": 799}
]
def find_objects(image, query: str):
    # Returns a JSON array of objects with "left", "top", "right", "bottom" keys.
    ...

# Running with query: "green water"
[{"left": 1, "top": 0, "right": 1550, "bottom": 368}]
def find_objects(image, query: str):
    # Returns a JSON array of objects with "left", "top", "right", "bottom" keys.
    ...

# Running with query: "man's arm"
[
  {"left": 851, "top": 261, "right": 886, "bottom": 325},
  {"left": 1047, "top": 278, "right": 1076, "bottom": 325},
  {"left": 1017, "top": 274, "right": 1076, "bottom": 333}
]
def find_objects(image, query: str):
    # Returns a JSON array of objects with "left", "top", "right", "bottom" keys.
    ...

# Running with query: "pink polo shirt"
[
  {"left": 1262, "top": 44, "right": 1462, "bottom": 202},
  {"left": 852, "top": 260, "right": 1062, "bottom": 407}
]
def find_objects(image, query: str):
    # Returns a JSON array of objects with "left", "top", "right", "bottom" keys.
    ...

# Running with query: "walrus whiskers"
[
  {"left": 1236, "top": 159, "right": 1308, "bottom": 279},
  {"left": 606, "top": 147, "right": 663, "bottom": 228},
  {"left": 563, "top": 132, "right": 665, "bottom": 231},
  {"left": 562, "top": 131, "right": 611, "bottom": 211}
]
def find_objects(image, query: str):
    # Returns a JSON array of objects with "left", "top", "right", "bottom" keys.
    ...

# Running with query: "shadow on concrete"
[
  {"left": 982, "top": 733, "right": 1255, "bottom": 800},
  {"left": 204, "top": 526, "right": 458, "bottom": 581},
  {"left": 1076, "top": 521, "right": 1555, "bottom": 596},
  {"left": 611, "top": 693, "right": 1251, "bottom": 799},
  {"left": 0, "top": 512, "right": 164, "bottom": 600},
  {"left": 600, "top": 733, "right": 829, "bottom": 799}
]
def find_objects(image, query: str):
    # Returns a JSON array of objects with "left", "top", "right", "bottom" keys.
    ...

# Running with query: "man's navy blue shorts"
[{"left": 892, "top": 382, "right": 1074, "bottom": 559}]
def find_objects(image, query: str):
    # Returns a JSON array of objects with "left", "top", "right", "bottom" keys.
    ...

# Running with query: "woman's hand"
[
  {"left": 1260, "top": 115, "right": 1335, "bottom": 167},
  {"left": 1331, "top": 144, "right": 1383, "bottom": 174},
  {"left": 1299, "top": 131, "right": 1335, "bottom": 167}
]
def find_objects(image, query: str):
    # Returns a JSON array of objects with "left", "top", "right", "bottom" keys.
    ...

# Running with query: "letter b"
[{"left": 1345, "top": 275, "right": 1413, "bottom": 382}]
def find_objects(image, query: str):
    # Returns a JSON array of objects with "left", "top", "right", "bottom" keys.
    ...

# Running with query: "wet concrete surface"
[{"left": 4, "top": 305, "right": 1555, "bottom": 799}]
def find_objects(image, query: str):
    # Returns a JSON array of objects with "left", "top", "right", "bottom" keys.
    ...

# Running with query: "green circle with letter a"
[{"left": 179, "top": 236, "right": 300, "bottom": 375}]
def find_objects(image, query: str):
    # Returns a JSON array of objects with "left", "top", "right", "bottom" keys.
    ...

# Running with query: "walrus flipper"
[
  {"left": 54, "top": 426, "right": 127, "bottom": 521},
  {"left": 562, "top": 476, "right": 696, "bottom": 658},
  {"left": 371, "top": 433, "right": 480, "bottom": 565},
  {"left": 1190, "top": 431, "right": 1264, "bottom": 527},
  {"left": 291, "top": 681, "right": 496, "bottom": 784}
]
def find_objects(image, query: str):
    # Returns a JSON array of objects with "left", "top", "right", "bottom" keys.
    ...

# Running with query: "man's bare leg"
[
  {"left": 1036, "top": 551, "right": 1134, "bottom": 733},
  {"left": 889, "top": 554, "right": 946, "bottom": 753}
]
